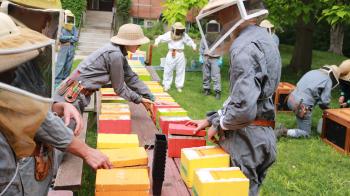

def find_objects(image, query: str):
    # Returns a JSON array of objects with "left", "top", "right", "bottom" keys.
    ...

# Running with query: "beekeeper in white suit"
[{"left": 154, "top": 22, "right": 196, "bottom": 92}]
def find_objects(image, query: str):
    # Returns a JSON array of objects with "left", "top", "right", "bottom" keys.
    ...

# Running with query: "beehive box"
[
  {"left": 157, "top": 108, "right": 188, "bottom": 119},
  {"left": 153, "top": 92, "right": 171, "bottom": 97},
  {"left": 100, "top": 147, "right": 148, "bottom": 168},
  {"left": 98, "top": 114, "right": 131, "bottom": 134},
  {"left": 321, "top": 108, "right": 350, "bottom": 155},
  {"left": 100, "top": 107, "right": 130, "bottom": 116},
  {"left": 273, "top": 82, "right": 296, "bottom": 112},
  {"left": 192, "top": 167, "right": 249, "bottom": 196},
  {"left": 152, "top": 102, "right": 180, "bottom": 122},
  {"left": 156, "top": 96, "right": 175, "bottom": 102},
  {"left": 101, "top": 88, "right": 116, "bottom": 96},
  {"left": 127, "top": 59, "right": 144, "bottom": 67},
  {"left": 143, "top": 81, "right": 161, "bottom": 86},
  {"left": 95, "top": 169, "right": 149, "bottom": 196},
  {"left": 97, "top": 134, "right": 139, "bottom": 149},
  {"left": 101, "top": 95, "right": 128, "bottom": 103},
  {"left": 159, "top": 116, "right": 191, "bottom": 135},
  {"left": 148, "top": 85, "right": 164, "bottom": 93},
  {"left": 180, "top": 146, "right": 230, "bottom": 187},
  {"left": 168, "top": 124, "right": 206, "bottom": 158}
]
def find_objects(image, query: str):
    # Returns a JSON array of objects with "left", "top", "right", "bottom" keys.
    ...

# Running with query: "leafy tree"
[
  {"left": 319, "top": 1, "right": 350, "bottom": 55},
  {"left": 115, "top": 0, "right": 131, "bottom": 30},
  {"left": 265, "top": 0, "right": 324, "bottom": 73},
  {"left": 162, "top": 0, "right": 207, "bottom": 25}
]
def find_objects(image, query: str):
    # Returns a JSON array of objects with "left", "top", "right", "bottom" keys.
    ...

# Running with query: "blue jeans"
[
  {"left": 55, "top": 45, "right": 75, "bottom": 87},
  {"left": 287, "top": 97, "right": 312, "bottom": 137}
]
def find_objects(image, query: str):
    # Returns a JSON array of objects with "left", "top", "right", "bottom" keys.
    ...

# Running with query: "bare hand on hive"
[
  {"left": 186, "top": 119, "right": 210, "bottom": 134},
  {"left": 141, "top": 98, "right": 154, "bottom": 118}
]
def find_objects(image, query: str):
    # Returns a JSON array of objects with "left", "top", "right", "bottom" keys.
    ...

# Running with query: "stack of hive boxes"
[
  {"left": 99, "top": 88, "right": 131, "bottom": 134},
  {"left": 180, "top": 146, "right": 249, "bottom": 196},
  {"left": 96, "top": 134, "right": 150, "bottom": 195},
  {"left": 128, "top": 59, "right": 151, "bottom": 81}
]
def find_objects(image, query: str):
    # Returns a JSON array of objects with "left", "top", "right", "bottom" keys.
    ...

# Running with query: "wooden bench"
[{"left": 52, "top": 112, "right": 89, "bottom": 191}]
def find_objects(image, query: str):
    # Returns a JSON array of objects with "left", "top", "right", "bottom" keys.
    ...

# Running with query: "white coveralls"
[{"left": 155, "top": 31, "right": 196, "bottom": 90}]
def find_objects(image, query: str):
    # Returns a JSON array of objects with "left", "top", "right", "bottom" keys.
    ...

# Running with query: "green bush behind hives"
[{"left": 61, "top": 0, "right": 87, "bottom": 27}]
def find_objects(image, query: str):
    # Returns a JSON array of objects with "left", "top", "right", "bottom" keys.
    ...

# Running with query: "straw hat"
[
  {"left": 111, "top": 23, "right": 150, "bottom": 46},
  {"left": 260, "top": 19, "right": 274, "bottom": 28},
  {"left": 0, "top": 12, "right": 52, "bottom": 72},
  {"left": 320, "top": 65, "right": 340, "bottom": 80},
  {"left": 339, "top": 59, "right": 350, "bottom": 81}
]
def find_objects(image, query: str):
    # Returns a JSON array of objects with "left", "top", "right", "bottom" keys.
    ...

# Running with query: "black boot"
[
  {"left": 203, "top": 89, "right": 210, "bottom": 96},
  {"left": 215, "top": 91, "right": 221, "bottom": 100}
]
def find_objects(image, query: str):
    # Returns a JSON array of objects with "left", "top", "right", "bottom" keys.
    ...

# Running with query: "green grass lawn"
[{"left": 76, "top": 43, "right": 350, "bottom": 195}]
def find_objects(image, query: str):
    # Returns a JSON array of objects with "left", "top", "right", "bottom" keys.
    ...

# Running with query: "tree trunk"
[
  {"left": 328, "top": 23, "right": 344, "bottom": 55},
  {"left": 289, "top": 16, "right": 315, "bottom": 73}
]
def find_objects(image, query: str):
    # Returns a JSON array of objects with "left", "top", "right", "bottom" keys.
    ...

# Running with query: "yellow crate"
[
  {"left": 157, "top": 108, "right": 187, "bottom": 118},
  {"left": 99, "top": 114, "right": 130, "bottom": 120},
  {"left": 101, "top": 96, "right": 128, "bottom": 103},
  {"left": 100, "top": 107, "right": 130, "bottom": 115},
  {"left": 100, "top": 147, "right": 148, "bottom": 168},
  {"left": 101, "top": 103, "right": 129, "bottom": 108},
  {"left": 149, "top": 86, "right": 164, "bottom": 93},
  {"left": 143, "top": 81, "right": 160, "bottom": 86},
  {"left": 97, "top": 134, "right": 139, "bottom": 149},
  {"left": 95, "top": 169, "right": 149, "bottom": 193},
  {"left": 156, "top": 96, "right": 175, "bottom": 102},
  {"left": 153, "top": 92, "right": 171, "bottom": 97},
  {"left": 180, "top": 146, "right": 230, "bottom": 188},
  {"left": 101, "top": 88, "right": 116, "bottom": 96},
  {"left": 192, "top": 167, "right": 249, "bottom": 196}
]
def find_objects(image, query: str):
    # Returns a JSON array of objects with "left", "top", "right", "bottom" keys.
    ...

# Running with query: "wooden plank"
[
  {"left": 53, "top": 113, "right": 88, "bottom": 190},
  {"left": 129, "top": 102, "right": 190, "bottom": 196},
  {"left": 85, "top": 92, "right": 96, "bottom": 112},
  {"left": 146, "top": 66, "right": 161, "bottom": 82}
]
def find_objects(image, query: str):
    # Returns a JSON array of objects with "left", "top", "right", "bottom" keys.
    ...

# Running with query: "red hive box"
[
  {"left": 321, "top": 108, "right": 350, "bottom": 155},
  {"left": 159, "top": 116, "right": 191, "bottom": 135},
  {"left": 152, "top": 102, "right": 180, "bottom": 122},
  {"left": 273, "top": 82, "right": 296, "bottom": 112},
  {"left": 98, "top": 115, "right": 131, "bottom": 134},
  {"left": 168, "top": 124, "right": 206, "bottom": 158}
]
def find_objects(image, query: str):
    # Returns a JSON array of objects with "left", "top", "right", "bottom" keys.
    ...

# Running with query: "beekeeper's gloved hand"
[
  {"left": 199, "top": 55, "right": 204, "bottom": 64},
  {"left": 218, "top": 57, "right": 223, "bottom": 68}
]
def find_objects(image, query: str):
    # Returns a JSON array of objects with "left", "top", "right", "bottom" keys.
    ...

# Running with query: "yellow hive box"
[
  {"left": 143, "top": 81, "right": 160, "bottom": 86},
  {"left": 153, "top": 92, "right": 171, "bottom": 97},
  {"left": 95, "top": 169, "right": 149, "bottom": 194},
  {"left": 99, "top": 114, "right": 130, "bottom": 120},
  {"left": 101, "top": 88, "right": 116, "bottom": 96},
  {"left": 180, "top": 146, "right": 230, "bottom": 187},
  {"left": 127, "top": 60, "right": 143, "bottom": 67},
  {"left": 101, "top": 96, "right": 128, "bottom": 103},
  {"left": 100, "top": 107, "right": 130, "bottom": 115},
  {"left": 192, "top": 167, "right": 249, "bottom": 196},
  {"left": 156, "top": 96, "right": 175, "bottom": 102},
  {"left": 157, "top": 108, "right": 187, "bottom": 118},
  {"left": 149, "top": 86, "right": 164, "bottom": 93},
  {"left": 101, "top": 103, "right": 129, "bottom": 109},
  {"left": 97, "top": 134, "right": 139, "bottom": 149},
  {"left": 100, "top": 147, "right": 148, "bottom": 168},
  {"left": 95, "top": 191, "right": 148, "bottom": 196}
]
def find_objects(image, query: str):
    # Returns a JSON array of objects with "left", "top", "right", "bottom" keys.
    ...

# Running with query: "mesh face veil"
[{"left": 196, "top": 0, "right": 268, "bottom": 55}]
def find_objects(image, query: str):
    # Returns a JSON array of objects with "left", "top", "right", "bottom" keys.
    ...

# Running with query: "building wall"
[{"left": 130, "top": 0, "right": 164, "bottom": 20}]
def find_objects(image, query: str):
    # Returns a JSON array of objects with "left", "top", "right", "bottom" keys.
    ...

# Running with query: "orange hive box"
[
  {"left": 321, "top": 108, "right": 350, "bottom": 155},
  {"left": 95, "top": 169, "right": 149, "bottom": 196},
  {"left": 97, "top": 134, "right": 139, "bottom": 149},
  {"left": 98, "top": 114, "right": 131, "bottom": 134},
  {"left": 273, "top": 82, "right": 296, "bottom": 112},
  {"left": 100, "top": 147, "right": 148, "bottom": 168}
]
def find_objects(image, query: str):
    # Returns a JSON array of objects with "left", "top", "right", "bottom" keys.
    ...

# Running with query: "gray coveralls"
[
  {"left": 0, "top": 112, "right": 73, "bottom": 196},
  {"left": 199, "top": 39, "right": 221, "bottom": 92},
  {"left": 207, "top": 25, "right": 281, "bottom": 196},
  {"left": 287, "top": 70, "right": 332, "bottom": 137},
  {"left": 54, "top": 43, "right": 152, "bottom": 112}
]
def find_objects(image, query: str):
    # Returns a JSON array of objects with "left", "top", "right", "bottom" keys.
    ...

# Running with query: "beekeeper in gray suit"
[
  {"left": 54, "top": 23, "right": 154, "bottom": 115},
  {"left": 187, "top": 0, "right": 281, "bottom": 195},
  {"left": 199, "top": 20, "right": 223, "bottom": 99}
]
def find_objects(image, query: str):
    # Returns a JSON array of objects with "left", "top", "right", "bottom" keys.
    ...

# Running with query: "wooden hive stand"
[
  {"left": 321, "top": 108, "right": 350, "bottom": 155},
  {"left": 273, "top": 82, "right": 296, "bottom": 112}
]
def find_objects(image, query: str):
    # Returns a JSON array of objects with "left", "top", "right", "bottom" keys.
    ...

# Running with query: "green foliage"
[
  {"left": 162, "top": 0, "right": 207, "bottom": 25},
  {"left": 142, "top": 22, "right": 165, "bottom": 40},
  {"left": 187, "top": 24, "right": 201, "bottom": 40},
  {"left": 319, "top": 3, "right": 350, "bottom": 25},
  {"left": 61, "top": 0, "right": 87, "bottom": 27},
  {"left": 115, "top": 0, "right": 131, "bottom": 24}
]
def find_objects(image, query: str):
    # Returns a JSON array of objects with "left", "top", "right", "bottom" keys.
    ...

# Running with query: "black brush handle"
[{"left": 152, "top": 134, "right": 167, "bottom": 196}]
